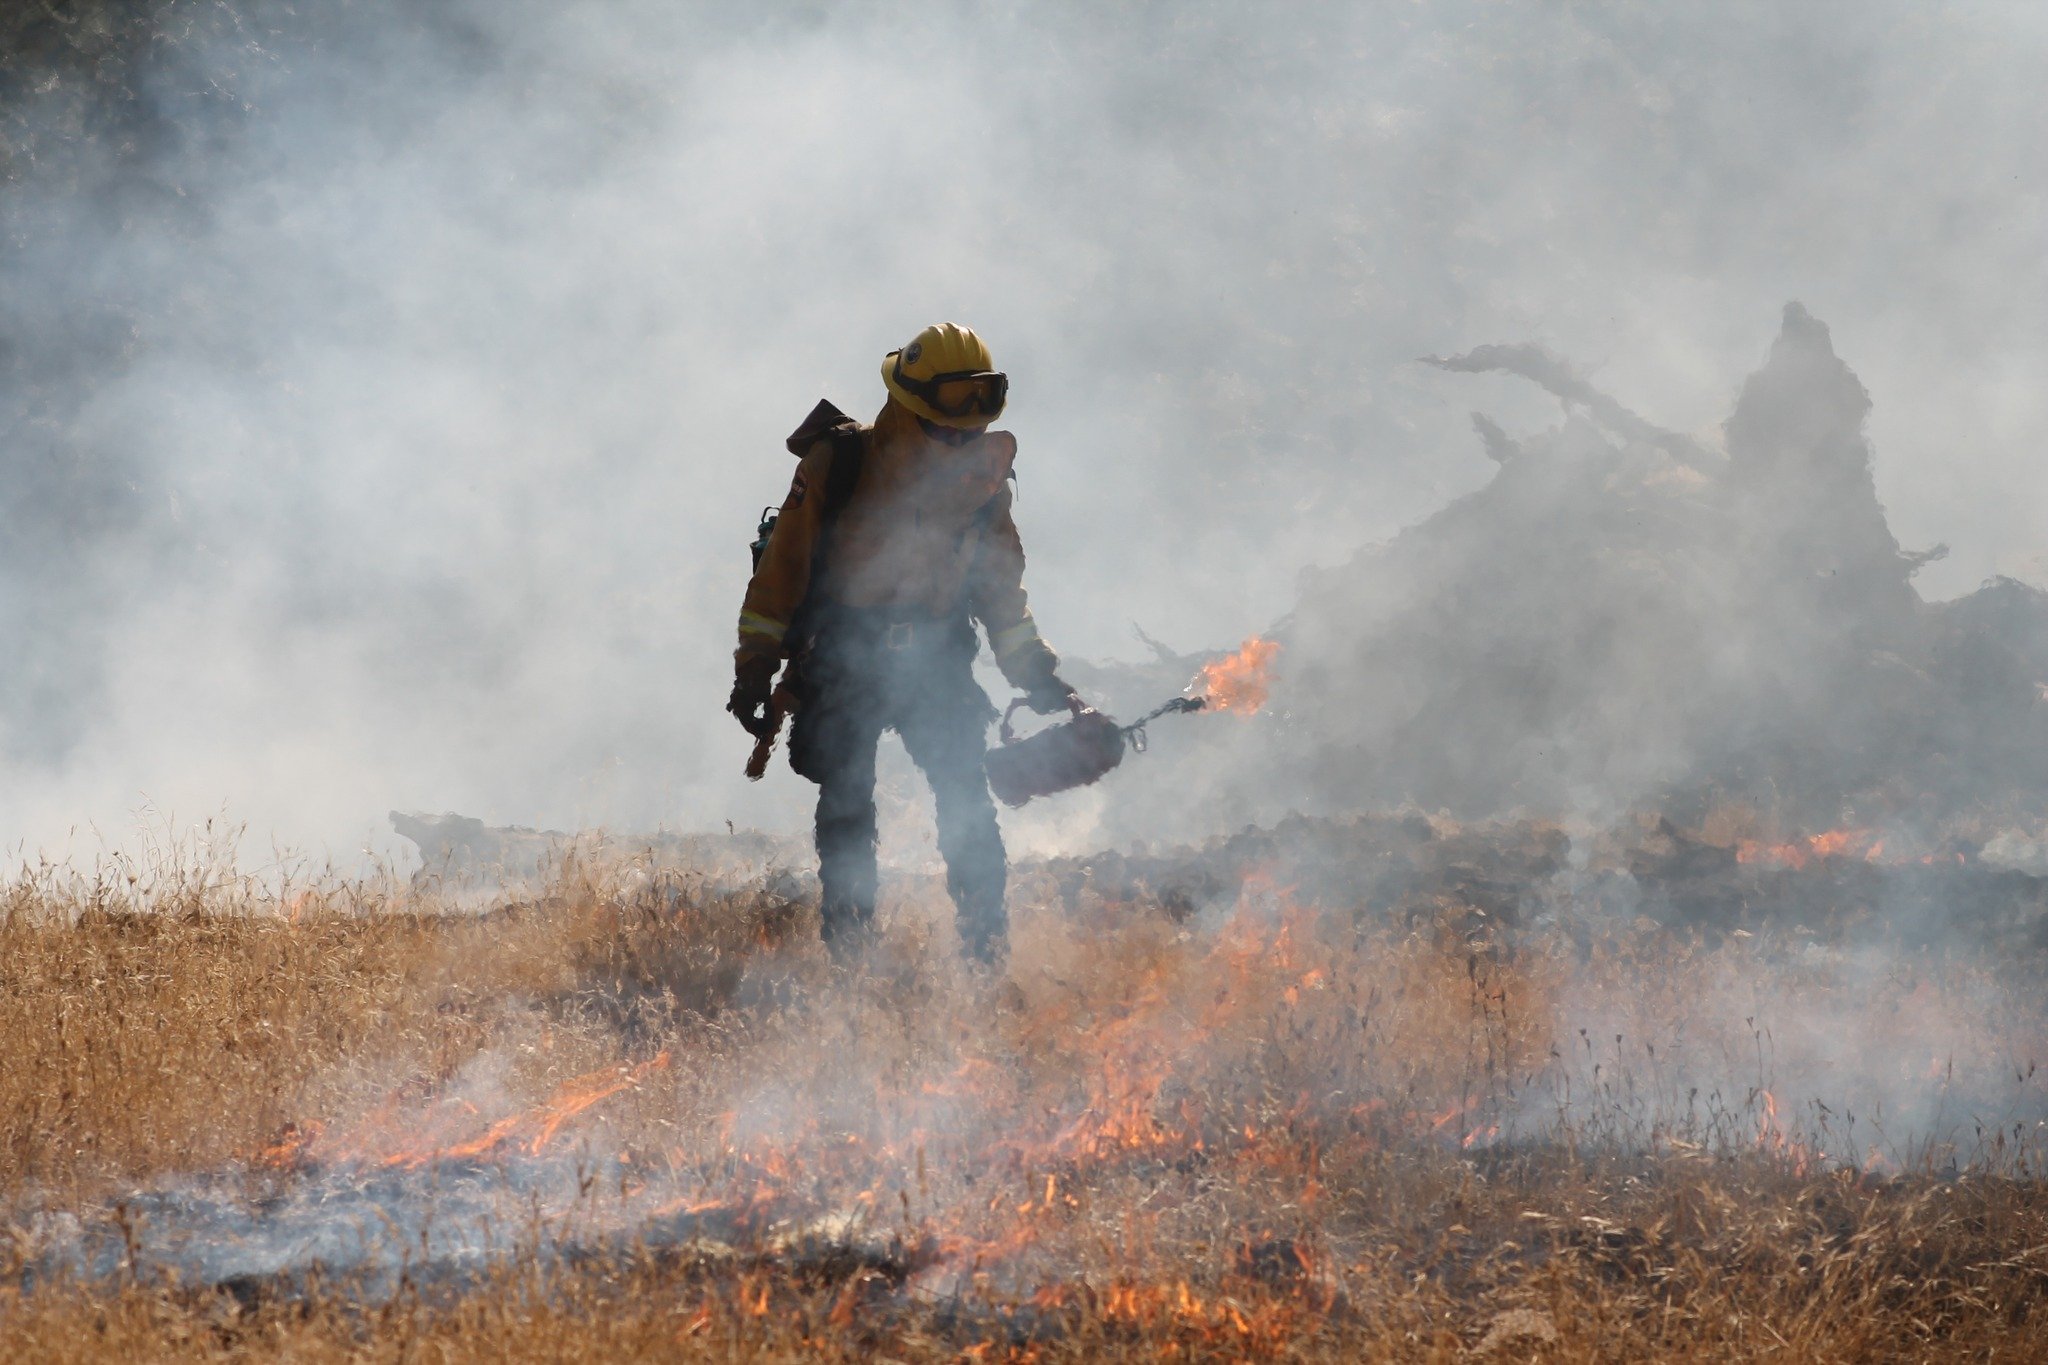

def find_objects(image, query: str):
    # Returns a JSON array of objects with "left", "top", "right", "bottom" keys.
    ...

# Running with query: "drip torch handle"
[{"left": 1000, "top": 693, "right": 1088, "bottom": 746}]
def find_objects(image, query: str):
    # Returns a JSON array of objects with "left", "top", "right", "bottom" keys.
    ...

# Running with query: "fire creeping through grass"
[
  {"left": 1731, "top": 825, "right": 1979, "bottom": 870},
  {"left": 1736, "top": 827, "right": 1887, "bottom": 869},
  {"left": 254, "top": 1053, "right": 672, "bottom": 1172},
  {"left": 6, "top": 822, "right": 2048, "bottom": 1359}
]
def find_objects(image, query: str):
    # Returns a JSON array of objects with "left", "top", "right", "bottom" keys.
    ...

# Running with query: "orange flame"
[
  {"left": 245, "top": 876, "right": 1448, "bottom": 1309},
  {"left": 1754, "top": 1088, "right": 1823, "bottom": 1176},
  {"left": 1736, "top": 827, "right": 1882, "bottom": 870},
  {"left": 253, "top": 1120, "right": 325, "bottom": 1169},
  {"left": 257, "top": 1052, "right": 670, "bottom": 1171},
  {"left": 1193, "top": 636, "right": 1281, "bottom": 715}
]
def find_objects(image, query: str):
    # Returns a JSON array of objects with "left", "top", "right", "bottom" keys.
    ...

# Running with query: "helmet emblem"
[{"left": 903, "top": 341, "right": 923, "bottom": 366}]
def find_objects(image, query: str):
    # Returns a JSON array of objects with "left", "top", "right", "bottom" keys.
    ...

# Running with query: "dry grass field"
[{"left": 5, "top": 826, "right": 2048, "bottom": 1361}]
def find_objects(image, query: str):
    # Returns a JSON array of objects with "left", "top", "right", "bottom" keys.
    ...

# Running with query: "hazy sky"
[{"left": 1, "top": 0, "right": 2042, "bottom": 862}]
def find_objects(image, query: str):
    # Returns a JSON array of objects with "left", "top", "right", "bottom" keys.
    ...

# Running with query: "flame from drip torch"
[{"left": 1192, "top": 635, "right": 1281, "bottom": 715}]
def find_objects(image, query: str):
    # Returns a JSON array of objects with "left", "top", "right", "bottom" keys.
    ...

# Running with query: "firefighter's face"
[{"left": 917, "top": 415, "right": 988, "bottom": 448}]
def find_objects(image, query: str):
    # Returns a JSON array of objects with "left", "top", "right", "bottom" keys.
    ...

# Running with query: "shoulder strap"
[
  {"left": 786, "top": 424, "right": 866, "bottom": 642},
  {"left": 971, "top": 433, "right": 1018, "bottom": 531},
  {"left": 821, "top": 425, "right": 865, "bottom": 523}
]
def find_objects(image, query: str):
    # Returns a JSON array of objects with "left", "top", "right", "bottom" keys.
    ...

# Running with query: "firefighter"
[{"left": 727, "top": 324, "right": 1076, "bottom": 966}]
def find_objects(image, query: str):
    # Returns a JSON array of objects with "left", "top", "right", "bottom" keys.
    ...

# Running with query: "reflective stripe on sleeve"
[
  {"left": 738, "top": 610, "right": 788, "bottom": 644},
  {"left": 990, "top": 616, "right": 1042, "bottom": 660}
]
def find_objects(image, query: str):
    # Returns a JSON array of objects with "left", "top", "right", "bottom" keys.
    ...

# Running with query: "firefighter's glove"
[
  {"left": 1022, "top": 669, "right": 1080, "bottom": 717},
  {"left": 728, "top": 655, "right": 781, "bottom": 739}
]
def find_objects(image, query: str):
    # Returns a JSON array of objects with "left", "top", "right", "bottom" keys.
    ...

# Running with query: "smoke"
[{"left": 1, "top": 1, "right": 2044, "bottom": 861}]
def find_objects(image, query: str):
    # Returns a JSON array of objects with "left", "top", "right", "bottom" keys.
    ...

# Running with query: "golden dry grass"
[{"left": 3, "top": 831, "right": 2048, "bottom": 1361}]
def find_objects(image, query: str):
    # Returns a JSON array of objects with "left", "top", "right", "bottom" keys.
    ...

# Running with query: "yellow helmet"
[{"left": 881, "top": 323, "right": 1008, "bottom": 428}]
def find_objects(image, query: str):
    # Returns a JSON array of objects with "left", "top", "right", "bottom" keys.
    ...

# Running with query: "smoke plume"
[{"left": 0, "top": 1, "right": 2043, "bottom": 861}]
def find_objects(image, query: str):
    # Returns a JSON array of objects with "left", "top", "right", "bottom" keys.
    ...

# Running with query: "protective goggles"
[{"left": 891, "top": 353, "right": 1009, "bottom": 420}]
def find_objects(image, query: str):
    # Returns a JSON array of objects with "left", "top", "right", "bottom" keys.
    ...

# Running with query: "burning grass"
[{"left": 4, "top": 823, "right": 2048, "bottom": 1360}]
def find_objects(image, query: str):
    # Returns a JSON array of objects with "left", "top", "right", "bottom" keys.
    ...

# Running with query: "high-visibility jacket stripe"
[
  {"left": 738, "top": 610, "right": 788, "bottom": 644},
  {"left": 990, "top": 616, "right": 1041, "bottom": 660}
]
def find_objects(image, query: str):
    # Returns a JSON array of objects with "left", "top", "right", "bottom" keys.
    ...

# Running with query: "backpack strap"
[
  {"left": 785, "top": 414, "right": 867, "bottom": 649},
  {"left": 966, "top": 430, "right": 1016, "bottom": 532},
  {"left": 820, "top": 424, "right": 865, "bottom": 522}
]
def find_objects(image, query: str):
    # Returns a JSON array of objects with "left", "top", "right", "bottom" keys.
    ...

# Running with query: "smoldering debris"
[
  {"left": 395, "top": 801, "right": 2048, "bottom": 960},
  {"left": 1072, "top": 304, "right": 2048, "bottom": 843},
  {"left": 1028, "top": 807, "right": 2048, "bottom": 958},
  {"left": 395, "top": 787, "right": 2048, "bottom": 968},
  {"left": 1336, "top": 305, "right": 2046, "bottom": 821}
]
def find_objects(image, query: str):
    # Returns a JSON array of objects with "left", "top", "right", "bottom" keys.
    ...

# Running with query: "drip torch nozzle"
[{"left": 1121, "top": 695, "right": 1207, "bottom": 752}]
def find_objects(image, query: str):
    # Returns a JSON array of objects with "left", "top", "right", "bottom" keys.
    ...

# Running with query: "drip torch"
[{"left": 984, "top": 694, "right": 1208, "bottom": 808}]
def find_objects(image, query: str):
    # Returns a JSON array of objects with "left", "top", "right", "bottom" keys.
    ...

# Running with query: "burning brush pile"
[{"left": 1072, "top": 304, "right": 2048, "bottom": 848}]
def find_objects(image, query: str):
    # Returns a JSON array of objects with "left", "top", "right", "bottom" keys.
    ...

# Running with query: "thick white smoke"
[{"left": 0, "top": 1, "right": 2042, "bottom": 863}]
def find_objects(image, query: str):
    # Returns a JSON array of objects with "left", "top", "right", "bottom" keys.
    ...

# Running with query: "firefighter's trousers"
[{"left": 788, "top": 609, "right": 1006, "bottom": 962}]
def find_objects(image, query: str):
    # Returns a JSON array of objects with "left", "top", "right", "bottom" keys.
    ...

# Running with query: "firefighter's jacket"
[{"left": 735, "top": 399, "right": 1060, "bottom": 689}]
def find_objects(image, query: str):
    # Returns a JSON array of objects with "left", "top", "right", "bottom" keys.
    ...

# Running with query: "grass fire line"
[{"left": 6, "top": 801, "right": 2048, "bottom": 1360}]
